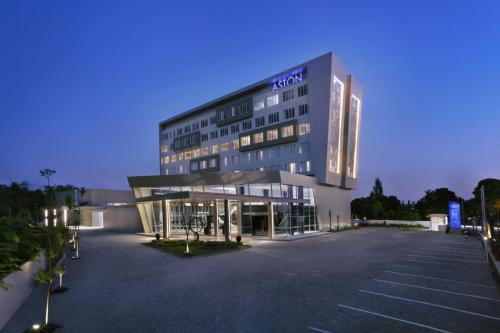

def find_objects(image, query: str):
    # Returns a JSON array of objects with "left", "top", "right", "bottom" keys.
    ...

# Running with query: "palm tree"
[{"left": 39, "top": 169, "right": 56, "bottom": 187}]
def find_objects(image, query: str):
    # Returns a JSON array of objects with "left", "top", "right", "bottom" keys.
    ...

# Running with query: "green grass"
[{"left": 143, "top": 239, "right": 250, "bottom": 257}]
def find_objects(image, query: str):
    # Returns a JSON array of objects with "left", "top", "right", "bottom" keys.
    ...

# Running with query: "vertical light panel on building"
[
  {"left": 346, "top": 94, "right": 361, "bottom": 178},
  {"left": 328, "top": 76, "right": 345, "bottom": 174}
]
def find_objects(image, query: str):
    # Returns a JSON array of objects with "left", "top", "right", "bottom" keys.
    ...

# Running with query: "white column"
[
  {"left": 214, "top": 201, "right": 219, "bottom": 240},
  {"left": 268, "top": 202, "right": 275, "bottom": 240}
]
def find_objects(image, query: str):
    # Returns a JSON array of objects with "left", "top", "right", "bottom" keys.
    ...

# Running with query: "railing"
[{"left": 275, "top": 214, "right": 290, "bottom": 234}]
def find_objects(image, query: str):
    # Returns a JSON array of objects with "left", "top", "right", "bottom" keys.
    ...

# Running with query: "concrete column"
[
  {"left": 162, "top": 200, "right": 167, "bottom": 239},
  {"left": 267, "top": 202, "right": 275, "bottom": 240},
  {"left": 224, "top": 199, "right": 230, "bottom": 242},
  {"left": 237, "top": 202, "right": 242, "bottom": 236},
  {"left": 214, "top": 201, "right": 219, "bottom": 240},
  {"left": 166, "top": 200, "right": 171, "bottom": 239}
]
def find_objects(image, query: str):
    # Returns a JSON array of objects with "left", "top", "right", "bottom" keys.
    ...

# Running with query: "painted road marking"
[
  {"left": 308, "top": 326, "right": 332, "bottom": 333},
  {"left": 407, "top": 254, "right": 486, "bottom": 264},
  {"left": 359, "top": 289, "right": 500, "bottom": 321},
  {"left": 374, "top": 279, "right": 500, "bottom": 302},
  {"left": 384, "top": 271, "right": 496, "bottom": 288},
  {"left": 412, "top": 250, "right": 484, "bottom": 259},
  {"left": 402, "top": 259, "right": 453, "bottom": 265},
  {"left": 337, "top": 304, "right": 452, "bottom": 333}
]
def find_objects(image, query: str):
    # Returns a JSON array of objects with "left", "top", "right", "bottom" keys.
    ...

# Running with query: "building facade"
[{"left": 128, "top": 52, "right": 362, "bottom": 239}]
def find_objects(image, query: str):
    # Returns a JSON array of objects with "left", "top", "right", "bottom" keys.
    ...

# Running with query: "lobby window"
[
  {"left": 268, "top": 112, "right": 279, "bottom": 124},
  {"left": 200, "top": 160, "right": 207, "bottom": 169},
  {"left": 255, "top": 116, "right": 265, "bottom": 127},
  {"left": 231, "top": 124, "right": 240, "bottom": 133},
  {"left": 267, "top": 94, "right": 279, "bottom": 107},
  {"left": 299, "top": 123, "right": 310, "bottom": 135},
  {"left": 242, "top": 120, "right": 252, "bottom": 131},
  {"left": 232, "top": 139, "right": 239, "bottom": 149},
  {"left": 289, "top": 162, "right": 296, "bottom": 173},
  {"left": 254, "top": 99, "right": 265, "bottom": 111},
  {"left": 253, "top": 132, "right": 264, "bottom": 144},
  {"left": 210, "top": 130, "right": 218, "bottom": 139},
  {"left": 221, "top": 142, "right": 229, "bottom": 151},
  {"left": 211, "top": 144, "right": 219, "bottom": 154},
  {"left": 241, "top": 135, "right": 251, "bottom": 147},
  {"left": 282, "top": 89, "right": 294, "bottom": 102},
  {"left": 281, "top": 124, "right": 294, "bottom": 138},
  {"left": 266, "top": 129, "right": 278, "bottom": 141},
  {"left": 191, "top": 163, "right": 198, "bottom": 172},
  {"left": 299, "top": 104, "right": 309, "bottom": 116},
  {"left": 298, "top": 84, "right": 308, "bottom": 97},
  {"left": 220, "top": 127, "right": 229, "bottom": 137},
  {"left": 201, "top": 119, "right": 208, "bottom": 128},
  {"left": 283, "top": 107, "right": 295, "bottom": 119},
  {"left": 201, "top": 147, "right": 209, "bottom": 156},
  {"left": 209, "top": 158, "right": 217, "bottom": 168}
]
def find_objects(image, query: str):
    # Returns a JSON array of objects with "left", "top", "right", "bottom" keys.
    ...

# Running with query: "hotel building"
[{"left": 128, "top": 52, "right": 362, "bottom": 239}]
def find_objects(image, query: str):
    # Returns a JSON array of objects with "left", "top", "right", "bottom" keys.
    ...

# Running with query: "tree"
[
  {"left": 370, "top": 178, "right": 384, "bottom": 199},
  {"left": 415, "top": 188, "right": 460, "bottom": 218},
  {"left": 39, "top": 169, "right": 57, "bottom": 187},
  {"left": 472, "top": 178, "right": 500, "bottom": 222}
]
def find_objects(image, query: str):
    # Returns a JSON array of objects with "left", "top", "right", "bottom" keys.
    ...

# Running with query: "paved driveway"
[{"left": 3, "top": 228, "right": 500, "bottom": 332}]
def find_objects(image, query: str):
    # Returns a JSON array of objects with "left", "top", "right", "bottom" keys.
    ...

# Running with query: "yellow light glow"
[
  {"left": 333, "top": 76, "right": 344, "bottom": 174},
  {"left": 32, "top": 324, "right": 40, "bottom": 330},
  {"left": 351, "top": 94, "right": 361, "bottom": 178}
]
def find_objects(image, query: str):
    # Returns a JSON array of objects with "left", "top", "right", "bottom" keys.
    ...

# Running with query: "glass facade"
[
  {"left": 328, "top": 75, "right": 344, "bottom": 174},
  {"left": 346, "top": 94, "right": 361, "bottom": 178},
  {"left": 133, "top": 182, "right": 317, "bottom": 238}
]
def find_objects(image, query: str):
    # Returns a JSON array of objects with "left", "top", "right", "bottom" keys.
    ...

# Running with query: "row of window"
[
  {"left": 161, "top": 140, "right": 311, "bottom": 165},
  {"left": 167, "top": 160, "right": 311, "bottom": 175},
  {"left": 253, "top": 84, "right": 308, "bottom": 113}
]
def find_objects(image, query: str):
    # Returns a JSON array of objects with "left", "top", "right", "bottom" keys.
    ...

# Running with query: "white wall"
[{"left": 0, "top": 253, "right": 46, "bottom": 330}]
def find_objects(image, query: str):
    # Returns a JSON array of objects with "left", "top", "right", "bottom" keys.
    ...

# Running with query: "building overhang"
[{"left": 135, "top": 191, "right": 309, "bottom": 204}]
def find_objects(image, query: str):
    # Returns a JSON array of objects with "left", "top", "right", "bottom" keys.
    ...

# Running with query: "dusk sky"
[{"left": 1, "top": 0, "right": 499, "bottom": 201}]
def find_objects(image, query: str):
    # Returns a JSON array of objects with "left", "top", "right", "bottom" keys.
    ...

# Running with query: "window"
[
  {"left": 258, "top": 150, "right": 264, "bottom": 160},
  {"left": 306, "top": 160, "right": 311, "bottom": 172},
  {"left": 289, "top": 162, "right": 296, "bottom": 173},
  {"left": 268, "top": 112, "right": 279, "bottom": 124},
  {"left": 298, "top": 84, "right": 308, "bottom": 97},
  {"left": 281, "top": 124, "right": 294, "bottom": 138},
  {"left": 232, "top": 139, "right": 239, "bottom": 149},
  {"left": 283, "top": 107, "right": 295, "bottom": 119},
  {"left": 253, "top": 132, "right": 264, "bottom": 144},
  {"left": 201, "top": 133, "right": 208, "bottom": 142},
  {"left": 209, "top": 158, "right": 217, "bottom": 168},
  {"left": 210, "top": 115, "right": 216, "bottom": 125},
  {"left": 299, "top": 104, "right": 309, "bottom": 116},
  {"left": 210, "top": 130, "right": 218, "bottom": 139},
  {"left": 184, "top": 150, "right": 192, "bottom": 159},
  {"left": 299, "top": 142, "right": 310, "bottom": 154},
  {"left": 221, "top": 142, "right": 229, "bottom": 151},
  {"left": 171, "top": 154, "right": 177, "bottom": 162},
  {"left": 282, "top": 89, "right": 294, "bottom": 102},
  {"left": 223, "top": 156, "right": 228, "bottom": 166},
  {"left": 299, "top": 122, "right": 310, "bottom": 135},
  {"left": 177, "top": 128, "right": 183, "bottom": 136},
  {"left": 211, "top": 144, "right": 219, "bottom": 154},
  {"left": 242, "top": 120, "right": 252, "bottom": 131},
  {"left": 240, "top": 135, "right": 251, "bottom": 147},
  {"left": 201, "top": 147, "right": 209, "bottom": 156},
  {"left": 254, "top": 99, "right": 265, "bottom": 111},
  {"left": 160, "top": 144, "right": 169, "bottom": 153},
  {"left": 164, "top": 156, "right": 170, "bottom": 164},
  {"left": 231, "top": 124, "right": 240, "bottom": 133},
  {"left": 255, "top": 116, "right": 265, "bottom": 127},
  {"left": 200, "top": 160, "right": 207, "bottom": 169},
  {"left": 184, "top": 125, "right": 191, "bottom": 133},
  {"left": 267, "top": 94, "right": 279, "bottom": 107},
  {"left": 192, "top": 148, "right": 200, "bottom": 158},
  {"left": 191, "top": 163, "right": 198, "bottom": 171},
  {"left": 201, "top": 119, "right": 208, "bottom": 128},
  {"left": 266, "top": 129, "right": 278, "bottom": 141},
  {"left": 220, "top": 127, "right": 229, "bottom": 137},
  {"left": 192, "top": 123, "right": 199, "bottom": 131},
  {"left": 178, "top": 152, "right": 183, "bottom": 161}
]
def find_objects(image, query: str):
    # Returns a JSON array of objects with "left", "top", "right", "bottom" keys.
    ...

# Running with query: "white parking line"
[
  {"left": 402, "top": 259, "right": 453, "bottom": 265},
  {"left": 407, "top": 254, "right": 485, "bottom": 264},
  {"left": 384, "top": 271, "right": 496, "bottom": 288},
  {"left": 374, "top": 279, "right": 500, "bottom": 302},
  {"left": 391, "top": 263, "right": 492, "bottom": 278},
  {"left": 412, "top": 250, "right": 484, "bottom": 259},
  {"left": 308, "top": 326, "right": 332, "bottom": 333},
  {"left": 359, "top": 289, "right": 500, "bottom": 321},
  {"left": 337, "top": 304, "right": 452, "bottom": 333}
]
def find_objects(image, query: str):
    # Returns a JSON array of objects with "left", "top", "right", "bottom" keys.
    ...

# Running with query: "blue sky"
[{"left": 1, "top": 0, "right": 499, "bottom": 201}]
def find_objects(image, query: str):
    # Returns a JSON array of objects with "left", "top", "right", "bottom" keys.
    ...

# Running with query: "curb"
[{"left": 481, "top": 238, "right": 500, "bottom": 285}]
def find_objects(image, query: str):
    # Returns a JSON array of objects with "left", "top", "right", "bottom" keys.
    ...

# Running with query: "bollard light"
[{"left": 32, "top": 323, "right": 40, "bottom": 330}]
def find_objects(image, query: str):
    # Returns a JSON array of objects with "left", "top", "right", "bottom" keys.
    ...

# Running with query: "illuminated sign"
[
  {"left": 448, "top": 201, "right": 461, "bottom": 230},
  {"left": 271, "top": 67, "right": 306, "bottom": 91}
]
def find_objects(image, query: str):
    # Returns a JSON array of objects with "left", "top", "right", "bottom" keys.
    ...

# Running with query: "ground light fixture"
[{"left": 32, "top": 324, "right": 40, "bottom": 330}]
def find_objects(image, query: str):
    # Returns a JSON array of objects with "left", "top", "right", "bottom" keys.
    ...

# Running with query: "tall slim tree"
[
  {"left": 39, "top": 169, "right": 57, "bottom": 187},
  {"left": 370, "top": 178, "right": 384, "bottom": 199}
]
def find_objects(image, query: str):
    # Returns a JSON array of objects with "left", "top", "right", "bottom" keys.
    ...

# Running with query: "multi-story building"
[{"left": 128, "top": 51, "right": 362, "bottom": 239}]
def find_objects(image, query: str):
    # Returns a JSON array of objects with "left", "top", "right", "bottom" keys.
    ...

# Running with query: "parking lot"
[
  {"left": 3, "top": 228, "right": 500, "bottom": 332},
  {"left": 310, "top": 232, "right": 500, "bottom": 333}
]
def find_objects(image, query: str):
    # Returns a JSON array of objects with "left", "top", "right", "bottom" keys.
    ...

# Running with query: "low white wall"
[
  {"left": 361, "top": 220, "right": 432, "bottom": 229},
  {"left": 0, "top": 253, "right": 46, "bottom": 330}
]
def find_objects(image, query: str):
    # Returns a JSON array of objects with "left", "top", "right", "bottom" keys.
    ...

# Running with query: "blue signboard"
[{"left": 448, "top": 201, "right": 461, "bottom": 230}]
